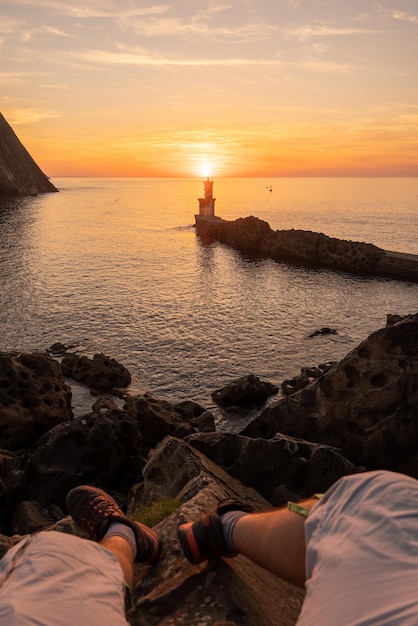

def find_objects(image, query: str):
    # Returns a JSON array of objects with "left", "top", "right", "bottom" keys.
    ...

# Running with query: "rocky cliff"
[
  {"left": 0, "top": 312, "right": 417, "bottom": 624},
  {"left": 195, "top": 215, "right": 418, "bottom": 283},
  {"left": 0, "top": 112, "right": 58, "bottom": 196}
]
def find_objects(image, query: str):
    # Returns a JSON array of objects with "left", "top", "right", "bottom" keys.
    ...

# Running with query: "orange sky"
[{"left": 1, "top": 1, "right": 418, "bottom": 177}]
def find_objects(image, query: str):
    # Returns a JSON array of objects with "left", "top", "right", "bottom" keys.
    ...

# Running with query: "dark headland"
[{"left": 0, "top": 112, "right": 58, "bottom": 196}]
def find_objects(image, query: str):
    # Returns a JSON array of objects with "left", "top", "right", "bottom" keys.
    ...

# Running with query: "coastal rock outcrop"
[
  {"left": 1, "top": 312, "right": 418, "bottom": 624},
  {"left": 129, "top": 437, "right": 304, "bottom": 626},
  {"left": 243, "top": 313, "right": 418, "bottom": 475},
  {"left": 7, "top": 408, "right": 142, "bottom": 514},
  {"left": 61, "top": 352, "right": 132, "bottom": 391},
  {"left": 185, "top": 431, "right": 361, "bottom": 504},
  {"left": 124, "top": 393, "right": 215, "bottom": 450},
  {"left": 0, "top": 352, "right": 72, "bottom": 450},
  {"left": 196, "top": 215, "right": 418, "bottom": 283},
  {"left": 0, "top": 113, "right": 58, "bottom": 196},
  {"left": 212, "top": 374, "right": 278, "bottom": 408},
  {"left": 281, "top": 361, "right": 337, "bottom": 396}
]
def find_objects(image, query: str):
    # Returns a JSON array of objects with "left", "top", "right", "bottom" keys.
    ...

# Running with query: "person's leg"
[
  {"left": 66, "top": 485, "right": 162, "bottom": 568},
  {"left": 66, "top": 485, "right": 162, "bottom": 593},
  {"left": 230, "top": 500, "right": 317, "bottom": 587},
  {"left": 178, "top": 497, "right": 318, "bottom": 588},
  {"left": 100, "top": 535, "right": 135, "bottom": 589},
  {"left": 0, "top": 532, "right": 129, "bottom": 625}
]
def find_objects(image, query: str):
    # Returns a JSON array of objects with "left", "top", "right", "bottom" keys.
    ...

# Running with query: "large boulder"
[
  {"left": 243, "top": 313, "right": 418, "bottom": 475},
  {"left": 185, "top": 431, "right": 361, "bottom": 504},
  {"left": 0, "top": 112, "right": 58, "bottom": 196},
  {"left": 212, "top": 374, "right": 278, "bottom": 408},
  {"left": 128, "top": 437, "right": 304, "bottom": 626},
  {"left": 0, "top": 352, "right": 72, "bottom": 450},
  {"left": 61, "top": 353, "right": 131, "bottom": 391},
  {"left": 124, "top": 393, "right": 215, "bottom": 450},
  {"left": 7, "top": 408, "right": 142, "bottom": 514}
]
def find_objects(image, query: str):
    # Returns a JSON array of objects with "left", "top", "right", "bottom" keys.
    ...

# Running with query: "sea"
[{"left": 1, "top": 177, "right": 417, "bottom": 431}]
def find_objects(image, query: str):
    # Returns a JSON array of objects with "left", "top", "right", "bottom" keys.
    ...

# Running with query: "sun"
[{"left": 199, "top": 161, "right": 212, "bottom": 178}]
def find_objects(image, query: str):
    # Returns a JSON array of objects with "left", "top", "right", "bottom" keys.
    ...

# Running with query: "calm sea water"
[{"left": 1, "top": 177, "right": 417, "bottom": 429}]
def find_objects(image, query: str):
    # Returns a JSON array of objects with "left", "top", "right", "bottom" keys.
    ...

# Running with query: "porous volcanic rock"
[
  {"left": 124, "top": 393, "right": 215, "bottom": 450},
  {"left": 185, "top": 431, "right": 361, "bottom": 504},
  {"left": 281, "top": 362, "right": 337, "bottom": 396},
  {"left": 212, "top": 374, "right": 278, "bottom": 408},
  {"left": 0, "top": 112, "right": 58, "bottom": 196},
  {"left": 243, "top": 313, "right": 418, "bottom": 475},
  {"left": 7, "top": 408, "right": 142, "bottom": 515},
  {"left": 195, "top": 215, "right": 418, "bottom": 283},
  {"left": 0, "top": 352, "right": 72, "bottom": 450},
  {"left": 128, "top": 437, "right": 304, "bottom": 626},
  {"left": 61, "top": 352, "right": 131, "bottom": 391}
]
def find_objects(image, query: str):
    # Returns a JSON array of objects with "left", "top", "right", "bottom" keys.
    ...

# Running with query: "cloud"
[
  {"left": 376, "top": 4, "right": 418, "bottom": 25},
  {"left": 5, "top": 108, "right": 61, "bottom": 125},
  {"left": 77, "top": 47, "right": 285, "bottom": 67},
  {"left": 43, "top": 26, "right": 78, "bottom": 38},
  {"left": 284, "top": 23, "right": 380, "bottom": 40},
  {"left": 6, "top": 0, "right": 172, "bottom": 20}
]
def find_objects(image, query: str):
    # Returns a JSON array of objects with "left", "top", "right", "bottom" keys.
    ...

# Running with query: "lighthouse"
[{"left": 197, "top": 176, "right": 216, "bottom": 218}]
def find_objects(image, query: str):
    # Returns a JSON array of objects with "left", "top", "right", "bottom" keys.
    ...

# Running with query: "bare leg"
[
  {"left": 232, "top": 498, "right": 318, "bottom": 587},
  {"left": 100, "top": 536, "right": 134, "bottom": 588}
]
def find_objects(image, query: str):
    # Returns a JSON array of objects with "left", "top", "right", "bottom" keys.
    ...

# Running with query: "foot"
[
  {"left": 177, "top": 500, "right": 253, "bottom": 564},
  {"left": 66, "top": 485, "right": 162, "bottom": 564}
]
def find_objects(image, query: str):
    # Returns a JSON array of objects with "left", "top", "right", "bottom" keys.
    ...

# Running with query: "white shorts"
[
  {"left": 0, "top": 531, "right": 128, "bottom": 626},
  {"left": 297, "top": 470, "right": 418, "bottom": 625}
]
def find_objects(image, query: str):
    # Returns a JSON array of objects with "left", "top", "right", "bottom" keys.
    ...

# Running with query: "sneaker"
[
  {"left": 177, "top": 500, "right": 253, "bottom": 564},
  {"left": 66, "top": 485, "right": 162, "bottom": 564}
]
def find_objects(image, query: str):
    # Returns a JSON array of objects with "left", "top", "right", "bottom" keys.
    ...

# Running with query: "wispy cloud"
[
  {"left": 284, "top": 23, "right": 380, "bottom": 40},
  {"left": 77, "top": 47, "right": 285, "bottom": 67},
  {"left": 7, "top": 0, "right": 172, "bottom": 19},
  {"left": 376, "top": 4, "right": 418, "bottom": 25},
  {"left": 5, "top": 107, "right": 61, "bottom": 125}
]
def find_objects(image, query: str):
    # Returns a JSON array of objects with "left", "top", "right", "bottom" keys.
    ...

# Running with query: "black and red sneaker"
[
  {"left": 177, "top": 500, "right": 253, "bottom": 564},
  {"left": 66, "top": 485, "right": 162, "bottom": 564}
]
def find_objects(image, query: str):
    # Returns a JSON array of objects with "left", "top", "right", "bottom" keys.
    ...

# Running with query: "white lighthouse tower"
[{"left": 197, "top": 176, "right": 216, "bottom": 218}]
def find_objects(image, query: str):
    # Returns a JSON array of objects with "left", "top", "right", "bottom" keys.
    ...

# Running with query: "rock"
[
  {"left": 7, "top": 408, "right": 142, "bottom": 513},
  {"left": 243, "top": 313, "right": 418, "bottom": 475},
  {"left": 174, "top": 400, "right": 216, "bottom": 433},
  {"left": 185, "top": 431, "right": 361, "bottom": 504},
  {"left": 386, "top": 313, "right": 406, "bottom": 326},
  {"left": 195, "top": 215, "right": 418, "bottom": 283},
  {"left": 11, "top": 500, "right": 64, "bottom": 535},
  {"left": 212, "top": 374, "right": 278, "bottom": 408},
  {"left": 281, "top": 362, "right": 336, "bottom": 396},
  {"left": 128, "top": 437, "right": 304, "bottom": 626},
  {"left": 0, "top": 352, "right": 73, "bottom": 450},
  {"left": 61, "top": 353, "right": 131, "bottom": 391},
  {"left": 124, "top": 394, "right": 213, "bottom": 450},
  {"left": 0, "top": 112, "right": 58, "bottom": 196},
  {"left": 196, "top": 215, "right": 272, "bottom": 253},
  {"left": 309, "top": 328, "right": 337, "bottom": 338},
  {"left": 47, "top": 342, "right": 75, "bottom": 355}
]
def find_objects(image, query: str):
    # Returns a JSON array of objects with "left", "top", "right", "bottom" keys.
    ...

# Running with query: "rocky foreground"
[
  {"left": 0, "top": 112, "right": 58, "bottom": 196},
  {"left": 195, "top": 215, "right": 418, "bottom": 283},
  {"left": 0, "top": 312, "right": 417, "bottom": 624}
]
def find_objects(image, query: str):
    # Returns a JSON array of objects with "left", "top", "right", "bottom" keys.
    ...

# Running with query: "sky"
[{"left": 1, "top": 0, "right": 418, "bottom": 178}]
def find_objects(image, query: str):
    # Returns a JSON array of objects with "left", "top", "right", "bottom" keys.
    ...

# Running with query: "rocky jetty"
[
  {"left": 0, "top": 112, "right": 58, "bottom": 196},
  {"left": 195, "top": 215, "right": 418, "bottom": 283},
  {"left": 0, "top": 312, "right": 417, "bottom": 624}
]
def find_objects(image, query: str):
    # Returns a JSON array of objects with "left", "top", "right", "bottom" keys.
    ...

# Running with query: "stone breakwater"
[
  {"left": 0, "top": 311, "right": 417, "bottom": 624},
  {"left": 195, "top": 215, "right": 418, "bottom": 283}
]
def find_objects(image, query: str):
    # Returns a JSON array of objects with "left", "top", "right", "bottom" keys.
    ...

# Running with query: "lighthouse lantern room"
[{"left": 198, "top": 177, "right": 216, "bottom": 218}]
